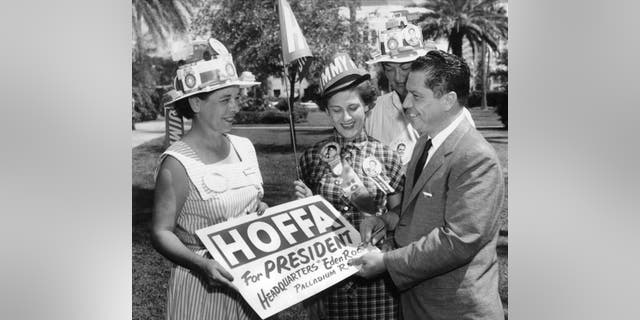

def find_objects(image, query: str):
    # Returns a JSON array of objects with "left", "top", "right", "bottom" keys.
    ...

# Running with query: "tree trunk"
[
  {"left": 481, "top": 43, "right": 488, "bottom": 109},
  {"left": 347, "top": 1, "right": 359, "bottom": 43},
  {"left": 449, "top": 29, "right": 464, "bottom": 57}
]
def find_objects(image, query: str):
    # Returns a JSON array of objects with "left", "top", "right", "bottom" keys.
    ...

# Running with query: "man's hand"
[{"left": 349, "top": 251, "right": 387, "bottom": 278}]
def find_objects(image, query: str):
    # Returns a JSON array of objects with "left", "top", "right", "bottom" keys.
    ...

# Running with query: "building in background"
[{"left": 265, "top": 76, "right": 309, "bottom": 101}]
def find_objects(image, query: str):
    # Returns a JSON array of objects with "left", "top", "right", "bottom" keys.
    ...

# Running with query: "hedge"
[{"left": 235, "top": 107, "right": 308, "bottom": 125}]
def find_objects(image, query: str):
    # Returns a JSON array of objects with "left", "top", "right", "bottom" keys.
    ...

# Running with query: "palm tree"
[
  {"left": 132, "top": 0, "right": 203, "bottom": 59},
  {"left": 416, "top": 0, "right": 507, "bottom": 108},
  {"left": 416, "top": 0, "right": 507, "bottom": 58}
]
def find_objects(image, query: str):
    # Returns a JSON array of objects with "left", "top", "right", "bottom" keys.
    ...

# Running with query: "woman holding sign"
[
  {"left": 152, "top": 38, "right": 266, "bottom": 320},
  {"left": 294, "top": 53, "right": 404, "bottom": 320}
]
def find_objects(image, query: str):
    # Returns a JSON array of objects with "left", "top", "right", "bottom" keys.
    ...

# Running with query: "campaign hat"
[
  {"left": 319, "top": 53, "right": 370, "bottom": 98},
  {"left": 165, "top": 38, "right": 260, "bottom": 106}
]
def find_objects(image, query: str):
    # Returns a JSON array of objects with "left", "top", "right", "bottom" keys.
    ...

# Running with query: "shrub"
[
  {"left": 273, "top": 98, "right": 289, "bottom": 111},
  {"left": 301, "top": 83, "right": 321, "bottom": 102},
  {"left": 235, "top": 111, "right": 262, "bottom": 124},
  {"left": 132, "top": 86, "right": 159, "bottom": 122},
  {"left": 132, "top": 54, "right": 176, "bottom": 124},
  {"left": 260, "top": 110, "right": 290, "bottom": 124},
  {"left": 234, "top": 106, "right": 308, "bottom": 125},
  {"left": 239, "top": 95, "right": 266, "bottom": 112},
  {"left": 293, "top": 102, "right": 309, "bottom": 122},
  {"left": 271, "top": 100, "right": 309, "bottom": 122}
]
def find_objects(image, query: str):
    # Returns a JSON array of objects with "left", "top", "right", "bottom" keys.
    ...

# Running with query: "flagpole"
[
  {"left": 276, "top": 0, "right": 301, "bottom": 180},
  {"left": 283, "top": 62, "right": 301, "bottom": 179}
]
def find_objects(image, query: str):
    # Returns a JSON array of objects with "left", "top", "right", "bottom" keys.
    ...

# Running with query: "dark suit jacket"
[{"left": 383, "top": 117, "right": 505, "bottom": 320}]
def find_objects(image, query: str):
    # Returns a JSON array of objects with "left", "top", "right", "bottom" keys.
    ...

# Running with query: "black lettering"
[
  {"left": 297, "top": 247, "right": 310, "bottom": 264},
  {"left": 241, "top": 270, "right": 251, "bottom": 286},
  {"left": 288, "top": 251, "right": 300, "bottom": 269},
  {"left": 308, "top": 245, "right": 315, "bottom": 261},
  {"left": 340, "top": 230, "right": 353, "bottom": 244},
  {"left": 264, "top": 259, "right": 276, "bottom": 279},
  {"left": 276, "top": 255, "right": 290, "bottom": 274},
  {"left": 257, "top": 288, "right": 270, "bottom": 310},
  {"left": 313, "top": 242, "right": 327, "bottom": 258},
  {"left": 325, "top": 237, "right": 337, "bottom": 253},
  {"left": 333, "top": 234, "right": 346, "bottom": 249}
]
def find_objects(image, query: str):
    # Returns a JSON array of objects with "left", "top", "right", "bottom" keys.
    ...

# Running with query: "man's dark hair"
[{"left": 410, "top": 50, "right": 471, "bottom": 106}]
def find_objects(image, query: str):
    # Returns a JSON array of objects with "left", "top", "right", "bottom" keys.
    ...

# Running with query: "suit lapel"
[{"left": 402, "top": 118, "right": 472, "bottom": 210}]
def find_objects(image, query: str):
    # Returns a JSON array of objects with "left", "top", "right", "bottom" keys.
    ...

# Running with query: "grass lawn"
[{"left": 132, "top": 112, "right": 508, "bottom": 319}]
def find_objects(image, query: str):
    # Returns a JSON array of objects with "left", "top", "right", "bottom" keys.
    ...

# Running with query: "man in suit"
[{"left": 351, "top": 50, "right": 505, "bottom": 320}]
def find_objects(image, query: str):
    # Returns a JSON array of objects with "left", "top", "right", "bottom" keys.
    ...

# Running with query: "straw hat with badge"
[{"left": 165, "top": 38, "right": 260, "bottom": 112}]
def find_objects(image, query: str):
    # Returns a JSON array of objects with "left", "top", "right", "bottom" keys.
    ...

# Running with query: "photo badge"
[
  {"left": 392, "top": 138, "right": 414, "bottom": 165},
  {"left": 320, "top": 142, "right": 343, "bottom": 175},
  {"left": 362, "top": 156, "right": 394, "bottom": 194},
  {"left": 340, "top": 164, "right": 365, "bottom": 199}
]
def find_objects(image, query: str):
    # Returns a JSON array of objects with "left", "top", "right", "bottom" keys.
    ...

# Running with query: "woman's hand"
[
  {"left": 256, "top": 201, "right": 269, "bottom": 216},
  {"left": 293, "top": 180, "right": 313, "bottom": 199},
  {"left": 359, "top": 215, "right": 387, "bottom": 246},
  {"left": 199, "top": 259, "right": 238, "bottom": 291}
]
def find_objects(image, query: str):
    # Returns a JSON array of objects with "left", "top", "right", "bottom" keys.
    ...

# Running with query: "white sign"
[{"left": 196, "top": 195, "right": 376, "bottom": 319}]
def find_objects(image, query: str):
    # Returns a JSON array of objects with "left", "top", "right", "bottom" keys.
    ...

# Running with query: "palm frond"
[
  {"left": 132, "top": 0, "right": 206, "bottom": 50},
  {"left": 416, "top": 0, "right": 507, "bottom": 57}
]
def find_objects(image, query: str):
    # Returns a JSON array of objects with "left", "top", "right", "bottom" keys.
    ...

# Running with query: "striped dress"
[{"left": 157, "top": 134, "right": 264, "bottom": 320}]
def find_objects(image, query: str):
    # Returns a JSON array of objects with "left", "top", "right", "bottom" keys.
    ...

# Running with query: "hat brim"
[
  {"left": 164, "top": 80, "right": 260, "bottom": 106},
  {"left": 321, "top": 73, "right": 371, "bottom": 98},
  {"left": 366, "top": 49, "right": 428, "bottom": 65}
]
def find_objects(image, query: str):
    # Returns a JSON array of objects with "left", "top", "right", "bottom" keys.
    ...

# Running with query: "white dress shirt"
[
  {"left": 365, "top": 91, "right": 420, "bottom": 165},
  {"left": 423, "top": 109, "right": 467, "bottom": 169}
]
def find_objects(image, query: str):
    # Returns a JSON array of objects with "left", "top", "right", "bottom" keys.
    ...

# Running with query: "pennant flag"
[{"left": 278, "top": 0, "right": 312, "bottom": 76}]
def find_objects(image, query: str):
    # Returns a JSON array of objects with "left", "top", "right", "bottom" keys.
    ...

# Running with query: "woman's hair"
[
  {"left": 316, "top": 80, "right": 378, "bottom": 111},
  {"left": 172, "top": 91, "right": 214, "bottom": 119}
]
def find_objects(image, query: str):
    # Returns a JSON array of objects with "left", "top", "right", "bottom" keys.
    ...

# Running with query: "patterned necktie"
[{"left": 413, "top": 139, "right": 433, "bottom": 186}]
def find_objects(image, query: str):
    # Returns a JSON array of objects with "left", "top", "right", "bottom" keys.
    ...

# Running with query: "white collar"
[
  {"left": 390, "top": 91, "right": 403, "bottom": 111},
  {"left": 429, "top": 109, "right": 466, "bottom": 153}
]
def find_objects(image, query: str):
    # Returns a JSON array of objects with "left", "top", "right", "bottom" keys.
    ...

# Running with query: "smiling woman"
[
  {"left": 293, "top": 53, "right": 405, "bottom": 320},
  {"left": 321, "top": 83, "right": 377, "bottom": 139},
  {"left": 151, "top": 38, "right": 268, "bottom": 320}
]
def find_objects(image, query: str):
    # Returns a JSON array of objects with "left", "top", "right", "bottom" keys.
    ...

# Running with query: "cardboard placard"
[{"left": 196, "top": 195, "right": 376, "bottom": 319}]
